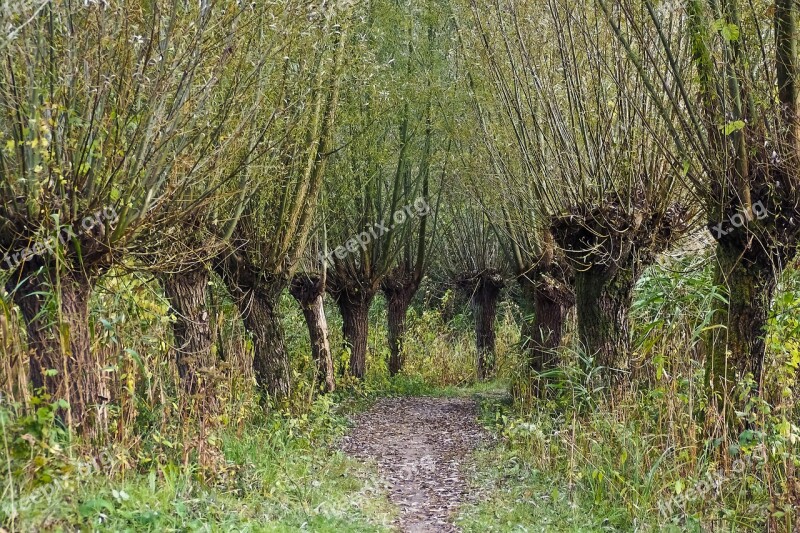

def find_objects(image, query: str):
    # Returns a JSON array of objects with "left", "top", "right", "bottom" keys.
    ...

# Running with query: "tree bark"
[
  {"left": 59, "top": 272, "right": 100, "bottom": 432},
  {"left": 290, "top": 274, "right": 335, "bottom": 393},
  {"left": 705, "top": 240, "right": 776, "bottom": 415},
  {"left": 518, "top": 274, "right": 572, "bottom": 379},
  {"left": 161, "top": 267, "right": 215, "bottom": 397},
  {"left": 469, "top": 271, "right": 504, "bottom": 381},
  {"left": 386, "top": 290, "right": 413, "bottom": 376},
  {"left": 240, "top": 287, "right": 291, "bottom": 400},
  {"left": 9, "top": 267, "right": 100, "bottom": 433},
  {"left": 215, "top": 256, "right": 292, "bottom": 400},
  {"left": 573, "top": 264, "right": 634, "bottom": 383},
  {"left": 334, "top": 288, "right": 374, "bottom": 379},
  {"left": 381, "top": 269, "right": 420, "bottom": 376},
  {"left": 7, "top": 268, "right": 59, "bottom": 394}
]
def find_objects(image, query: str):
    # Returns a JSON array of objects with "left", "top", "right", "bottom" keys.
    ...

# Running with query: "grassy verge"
[
  {"left": 1, "top": 395, "right": 395, "bottom": 532},
  {"left": 456, "top": 386, "right": 791, "bottom": 532},
  {"left": 456, "top": 392, "right": 625, "bottom": 532}
]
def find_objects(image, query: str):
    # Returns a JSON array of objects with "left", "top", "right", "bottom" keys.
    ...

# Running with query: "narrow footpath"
[{"left": 340, "top": 397, "right": 488, "bottom": 533}]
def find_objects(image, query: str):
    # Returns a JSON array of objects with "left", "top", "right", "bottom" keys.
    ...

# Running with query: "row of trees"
[
  {"left": 453, "top": 0, "right": 799, "bottom": 429},
  {"left": 2, "top": 0, "right": 797, "bottom": 438}
]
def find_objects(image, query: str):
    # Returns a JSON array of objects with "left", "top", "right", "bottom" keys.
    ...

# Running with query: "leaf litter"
[{"left": 340, "top": 397, "right": 490, "bottom": 533}]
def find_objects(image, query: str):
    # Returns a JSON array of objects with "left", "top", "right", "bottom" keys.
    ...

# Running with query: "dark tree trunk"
[
  {"left": 240, "top": 288, "right": 291, "bottom": 400},
  {"left": 467, "top": 271, "right": 504, "bottom": 381},
  {"left": 386, "top": 291, "right": 412, "bottom": 376},
  {"left": 59, "top": 272, "right": 99, "bottom": 431},
  {"left": 334, "top": 288, "right": 374, "bottom": 379},
  {"left": 549, "top": 194, "right": 689, "bottom": 388},
  {"left": 705, "top": 240, "right": 776, "bottom": 414},
  {"left": 9, "top": 267, "right": 100, "bottom": 433},
  {"left": 8, "top": 268, "right": 59, "bottom": 393},
  {"left": 381, "top": 269, "right": 421, "bottom": 376},
  {"left": 573, "top": 264, "right": 635, "bottom": 382},
  {"left": 518, "top": 273, "right": 573, "bottom": 385},
  {"left": 215, "top": 257, "right": 291, "bottom": 400},
  {"left": 161, "top": 267, "right": 214, "bottom": 397},
  {"left": 290, "top": 274, "right": 335, "bottom": 393}
]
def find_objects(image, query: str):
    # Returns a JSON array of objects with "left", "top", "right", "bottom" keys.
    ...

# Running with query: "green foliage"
[
  {"left": 2, "top": 1, "right": 800, "bottom": 530},
  {"left": 456, "top": 260, "right": 800, "bottom": 531},
  {"left": 0, "top": 395, "right": 70, "bottom": 488},
  {"left": 1, "top": 395, "right": 394, "bottom": 531}
]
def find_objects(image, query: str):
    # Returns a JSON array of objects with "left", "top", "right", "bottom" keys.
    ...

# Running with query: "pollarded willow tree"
[
  {"left": 378, "top": 4, "right": 457, "bottom": 377},
  {"left": 380, "top": 117, "right": 435, "bottom": 377},
  {"left": 440, "top": 191, "right": 509, "bottom": 380},
  {"left": 598, "top": 0, "right": 800, "bottom": 416},
  {"left": 0, "top": 0, "right": 258, "bottom": 433},
  {"left": 131, "top": 5, "right": 300, "bottom": 401},
  {"left": 324, "top": 104, "right": 433, "bottom": 380},
  {"left": 460, "top": 54, "right": 575, "bottom": 383},
  {"left": 289, "top": 234, "right": 336, "bottom": 394},
  {"left": 214, "top": 5, "right": 349, "bottom": 400},
  {"left": 466, "top": 0, "right": 691, "bottom": 384},
  {"left": 325, "top": 0, "right": 445, "bottom": 379}
]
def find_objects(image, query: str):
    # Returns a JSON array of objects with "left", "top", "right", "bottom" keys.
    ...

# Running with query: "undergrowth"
[
  {"left": 0, "top": 393, "right": 395, "bottom": 532},
  {"left": 456, "top": 257, "right": 800, "bottom": 532},
  {"left": 3, "top": 262, "right": 799, "bottom": 531}
]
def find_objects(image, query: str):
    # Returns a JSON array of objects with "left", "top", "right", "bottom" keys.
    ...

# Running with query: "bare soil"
[{"left": 340, "top": 396, "right": 489, "bottom": 532}]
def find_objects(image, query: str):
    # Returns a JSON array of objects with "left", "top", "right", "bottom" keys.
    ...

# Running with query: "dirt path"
[{"left": 340, "top": 396, "right": 489, "bottom": 532}]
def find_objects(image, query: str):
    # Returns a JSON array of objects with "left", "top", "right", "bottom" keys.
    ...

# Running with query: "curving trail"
[{"left": 340, "top": 397, "right": 488, "bottom": 533}]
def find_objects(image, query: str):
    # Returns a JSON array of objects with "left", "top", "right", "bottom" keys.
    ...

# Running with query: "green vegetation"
[
  {"left": 1, "top": 395, "right": 396, "bottom": 531},
  {"left": 2, "top": 0, "right": 800, "bottom": 530},
  {"left": 4, "top": 262, "right": 800, "bottom": 530}
]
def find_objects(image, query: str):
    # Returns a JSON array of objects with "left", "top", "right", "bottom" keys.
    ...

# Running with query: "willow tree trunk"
[
  {"left": 161, "top": 267, "right": 214, "bottom": 398},
  {"left": 382, "top": 273, "right": 420, "bottom": 376},
  {"left": 574, "top": 265, "right": 634, "bottom": 383},
  {"left": 240, "top": 288, "right": 291, "bottom": 400},
  {"left": 10, "top": 268, "right": 100, "bottom": 434},
  {"left": 215, "top": 257, "right": 292, "bottom": 401},
  {"left": 705, "top": 241, "right": 776, "bottom": 415},
  {"left": 518, "top": 275, "right": 572, "bottom": 387},
  {"left": 8, "top": 268, "right": 59, "bottom": 393},
  {"left": 472, "top": 273, "right": 504, "bottom": 381},
  {"left": 335, "top": 290, "right": 374, "bottom": 379},
  {"left": 290, "top": 274, "right": 335, "bottom": 393}
]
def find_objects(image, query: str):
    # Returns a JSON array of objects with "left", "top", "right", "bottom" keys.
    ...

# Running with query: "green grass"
[
  {"left": 455, "top": 393, "right": 627, "bottom": 533},
  {"left": 457, "top": 449, "right": 614, "bottom": 532},
  {"left": 5, "top": 264, "right": 798, "bottom": 532},
  {"left": 2, "top": 396, "right": 396, "bottom": 532}
]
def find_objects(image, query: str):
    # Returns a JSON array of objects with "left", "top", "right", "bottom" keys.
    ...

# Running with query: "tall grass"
[
  {"left": 2, "top": 258, "right": 799, "bottom": 530},
  {"left": 462, "top": 255, "right": 800, "bottom": 531}
]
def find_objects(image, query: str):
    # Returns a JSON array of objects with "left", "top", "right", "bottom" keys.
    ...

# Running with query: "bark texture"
[
  {"left": 518, "top": 261, "right": 574, "bottom": 392},
  {"left": 9, "top": 267, "right": 101, "bottom": 433},
  {"left": 457, "top": 270, "right": 504, "bottom": 381},
  {"left": 705, "top": 233, "right": 778, "bottom": 412},
  {"left": 290, "top": 273, "right": 335, "bottom": 393},
  {"left": 333, "top": 287, "right": 375, "bottom": 379},
  {"left": 215, "top": 256, "right": 291, "bottom": 400},
  {"left": 573, "top": 264, "right": 635, "bottom": 380},
  {"left": 161, "top": 267, "right": 214, "bottom": 396},
  {"left": 381, "top": 267, "right": 422, "bottom": 376},
  {"left": 242, "top": 288, "right": 291, "bottom": 399},
  {"left": 8, "top": 268, "right": 59, "bottom": 393}
]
